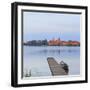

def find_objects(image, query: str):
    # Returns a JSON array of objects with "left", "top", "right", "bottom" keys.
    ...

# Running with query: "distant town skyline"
[
  {"left": 23, "top": 11, "right": 80, "bottom": 42},
  {"left": 24, "top": 38, "right": 80, "bottom": 46}
]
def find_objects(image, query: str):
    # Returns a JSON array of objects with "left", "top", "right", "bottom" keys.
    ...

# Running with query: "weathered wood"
[{"left": 47, "top": 57, "right": 68, "bottom": 76}]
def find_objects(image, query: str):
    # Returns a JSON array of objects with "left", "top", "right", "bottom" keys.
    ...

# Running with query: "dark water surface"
[{"left": 23, "top": 46, "right": 80, "bottom": 77}]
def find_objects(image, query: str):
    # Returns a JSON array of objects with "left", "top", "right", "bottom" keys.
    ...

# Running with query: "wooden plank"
[{"left": 47, "top": 57, "right": 67, "bottom": 76}]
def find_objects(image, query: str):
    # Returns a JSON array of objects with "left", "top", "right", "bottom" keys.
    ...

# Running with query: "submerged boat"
[{"left": 60, "top": 61, "right": 69, "bottom": 74}]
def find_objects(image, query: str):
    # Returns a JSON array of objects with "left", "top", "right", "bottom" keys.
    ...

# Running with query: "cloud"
[{"left": 23, "top": 11, "right": 80, "bottom": 34}]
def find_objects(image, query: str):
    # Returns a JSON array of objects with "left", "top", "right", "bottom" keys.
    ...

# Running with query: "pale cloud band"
[{"left": 23, "top": 11, "right": 80, "bottom": 41}]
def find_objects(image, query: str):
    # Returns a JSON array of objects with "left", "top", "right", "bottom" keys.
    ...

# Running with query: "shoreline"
[{"left": 23, "top": 44, "right": 80, "bottom": 47}]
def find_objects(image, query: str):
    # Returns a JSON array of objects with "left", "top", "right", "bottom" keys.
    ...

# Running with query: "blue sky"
[{"left": 23, "top": 11, "right": 80, "bottom": 42}]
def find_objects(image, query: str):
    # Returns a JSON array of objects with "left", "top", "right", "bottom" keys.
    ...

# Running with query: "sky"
[{"left": 23, "top": 11, "right": 80, "bottom": 42}]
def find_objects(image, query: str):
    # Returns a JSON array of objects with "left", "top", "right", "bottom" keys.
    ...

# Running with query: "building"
[
  {"left": 48, "top": 38, "right": 80, "bottom": 46},
  {"left": 48, "top": 38, "right": 61, "bottom": 46}
]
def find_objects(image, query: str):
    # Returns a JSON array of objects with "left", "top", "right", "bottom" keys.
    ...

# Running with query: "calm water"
[{"left": 23, "top": 46, "right": 80, "bottom": 77}]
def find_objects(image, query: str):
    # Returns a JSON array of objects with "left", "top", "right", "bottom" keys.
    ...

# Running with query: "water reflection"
[
  {"left": 26, "top": 46, "right": 80, "bottom": 56},
  {"left": 23, "top": 46, "right": 80, "bottom": 77}
]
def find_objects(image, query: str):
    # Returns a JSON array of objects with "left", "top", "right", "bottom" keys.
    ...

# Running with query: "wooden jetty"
[{"left": 47, "top": 57, "right": 68, "bottom": 76}]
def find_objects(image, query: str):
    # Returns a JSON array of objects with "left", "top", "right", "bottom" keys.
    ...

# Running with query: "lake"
[{"left": 23, "top": 46, "right": 80, "bottom": 77}]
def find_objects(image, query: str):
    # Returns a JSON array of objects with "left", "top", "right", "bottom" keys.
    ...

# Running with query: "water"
[{"left": 23, "top": 46, "right": 80, "bottom": 77}]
